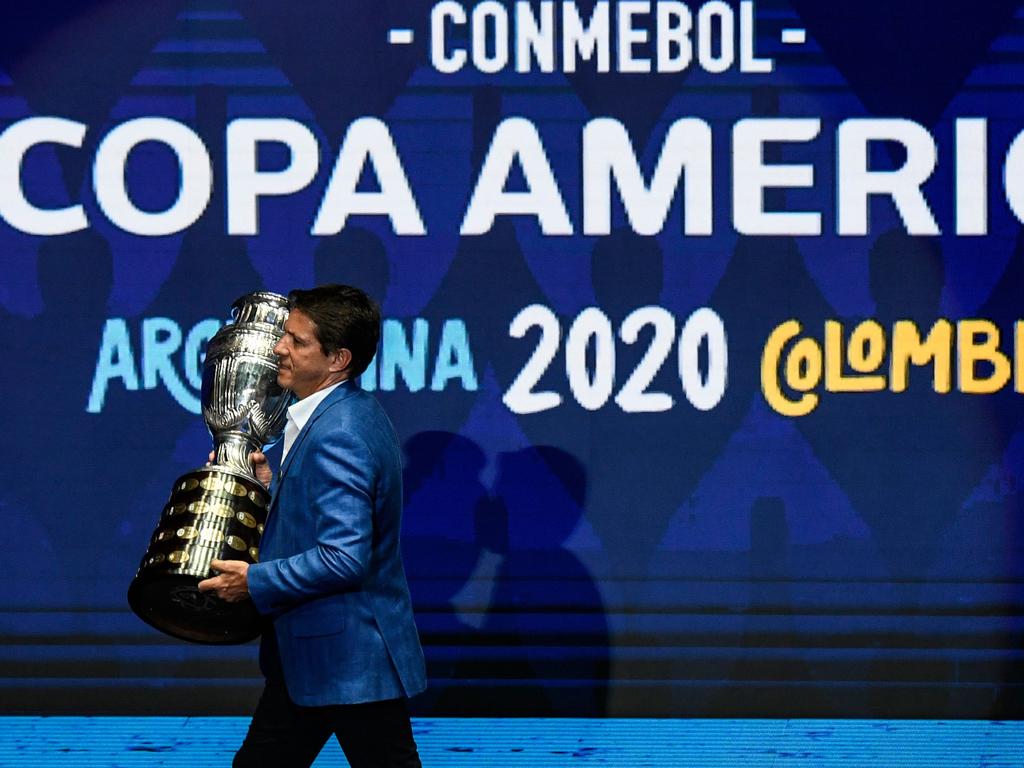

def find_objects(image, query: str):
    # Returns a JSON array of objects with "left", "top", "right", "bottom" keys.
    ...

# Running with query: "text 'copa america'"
[{"left": 0, "top": 116, "right": 1022, "bottom": 238}]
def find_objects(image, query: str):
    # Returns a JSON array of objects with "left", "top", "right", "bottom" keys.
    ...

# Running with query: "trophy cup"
[{"left": 128, "top": 291, "right": 292, "bottom": 644}]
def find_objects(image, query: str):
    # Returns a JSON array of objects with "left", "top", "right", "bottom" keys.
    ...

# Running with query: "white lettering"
[
  {"left": 618, "top": 1, "right": 651, "bottom": 74},
  {"left": 956, "top": 118, "right": 987, "bottom": 235},
  {"left": 656, "top": 2, "right": 692, "bottom": 73},
  {"left": 462, "top": 117, "right": 572, "bottom": 235},
  {"left": 733, "top": 118, "right": 821, "bottom": 235},
  {"left": 94, "top": 118, "right": 211, "bottom": 236},
  {"left": 313, "top": 118, "right": 426, "bottom": 235},
  {"left": 0, "top": 117, "right": 87, "bottom": 235},
  {"left": 583, "top": 117, "right": 712, "bottom": 235},
  {"left": 227, "top": 119, "right": 319, "bottom": 236},
  {"left": 431, "top": 1, "right": 468, "bottom": 73},
  {"left": 516, "top": 1, "right": 556, "bottom": 73},
  {"left": 696, "top": 1, "right": 733, "bottom": 74},
  {"left": 838, "top": 119, "right": 939, "bottom": 236},
  {"left": 562, "top": 0, "right": 610, "bottom": 72}
]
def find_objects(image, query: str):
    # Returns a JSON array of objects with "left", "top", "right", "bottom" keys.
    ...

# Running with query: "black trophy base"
[
  {"left": 128, "top": 466, "right": 270, "bottom": 645},
  {"left": 128, "top": 572, "right": 261, "bottom": 644}
]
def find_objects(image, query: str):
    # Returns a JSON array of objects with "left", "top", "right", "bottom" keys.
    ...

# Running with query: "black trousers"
[{"left": 233, "top": 677, "right": 421, "bottom": 768}]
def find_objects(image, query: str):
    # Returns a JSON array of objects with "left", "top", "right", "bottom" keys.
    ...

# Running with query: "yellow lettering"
[
  {"left": 958, "top": 319, "right": 1010, "bottom": 394},
  {"left": 1017, "top": 321, "right": 1024, "bottom": 393},
  {"left": 825, "top": 319, "right": 886, "bottom": 392},
  {"left": 761, "top": 320, "right": 821, "bottom": 417},
  {"left": 890, "top": 319, "right": 952, "bottom": 393}
]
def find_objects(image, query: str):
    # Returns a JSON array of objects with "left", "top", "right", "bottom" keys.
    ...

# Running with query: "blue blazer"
[{"left": 247, "top": 380, "right": 427, "bottom": 706}]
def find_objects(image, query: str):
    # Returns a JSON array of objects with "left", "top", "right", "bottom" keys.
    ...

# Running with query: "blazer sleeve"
[{"left": 247, "top": 424, "right": 376, "bottom": 616}]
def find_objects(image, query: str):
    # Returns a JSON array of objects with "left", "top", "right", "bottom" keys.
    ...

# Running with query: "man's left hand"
[{"left": 198, "top": 559, "right": 251, "bottom": 603}]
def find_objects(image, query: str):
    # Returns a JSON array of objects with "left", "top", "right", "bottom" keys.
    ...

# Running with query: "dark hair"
[{"left": 287, "top": 284, "right": 381, "bottom": 378}]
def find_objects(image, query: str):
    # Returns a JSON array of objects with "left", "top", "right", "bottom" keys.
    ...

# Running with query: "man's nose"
[{"left": 273, "top": 339, "right": 286, "bottom": 356}]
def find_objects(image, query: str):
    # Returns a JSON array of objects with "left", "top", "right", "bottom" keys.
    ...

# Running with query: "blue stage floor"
[{"left": 0, "top": 717, "right": 1021, "bottom": 767}]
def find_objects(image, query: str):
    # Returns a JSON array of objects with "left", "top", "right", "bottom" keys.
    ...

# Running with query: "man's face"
[{"left": 273, "top": 308, "right": 344, "bottom": 399}]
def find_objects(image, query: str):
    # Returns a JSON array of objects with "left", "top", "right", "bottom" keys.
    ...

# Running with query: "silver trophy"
[{"left": 128, "top": 292, "right": 292, "bottom": 644}]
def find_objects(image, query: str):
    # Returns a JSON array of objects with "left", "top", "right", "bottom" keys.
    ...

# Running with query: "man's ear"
[{"left": 330, "top": 348, "right": 352, "bottom": 374}]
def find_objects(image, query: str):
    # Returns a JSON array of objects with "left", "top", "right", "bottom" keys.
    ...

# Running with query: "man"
[{"left": 199, "top": 284, "right": 426, "bottom": 767}]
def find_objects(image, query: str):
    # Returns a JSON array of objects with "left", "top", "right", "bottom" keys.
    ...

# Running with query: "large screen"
[{"left": 1, "top": 0, "right": 1022, "bottom": 717}]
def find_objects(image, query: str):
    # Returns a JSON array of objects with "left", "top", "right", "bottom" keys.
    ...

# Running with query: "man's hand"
[
  {"left": 250, "top": 451, "right": 272, "bottom": 488},
  {"left": 198, "top": 559, "right": 251, "bottom": 603},
  {"left": 206, "top": 450, "right": 272, "bottom": 489}
]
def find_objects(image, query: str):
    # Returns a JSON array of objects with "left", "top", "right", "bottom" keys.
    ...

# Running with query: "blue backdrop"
[{"left": 0, "top": 0, "right": 1022, "bottom": 717}]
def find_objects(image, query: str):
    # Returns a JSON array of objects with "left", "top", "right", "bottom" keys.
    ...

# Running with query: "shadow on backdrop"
[{"left": 481, "top": 446, "right": 609, "bottom": 716}]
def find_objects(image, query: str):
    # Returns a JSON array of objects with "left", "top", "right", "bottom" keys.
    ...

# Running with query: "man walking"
[{"left": 200, "top": 284, "right": 426, "bottom": 767}]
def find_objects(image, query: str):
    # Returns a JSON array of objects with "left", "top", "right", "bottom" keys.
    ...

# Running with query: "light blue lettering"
[
  {"left": 359, "top": 354, "right": 378, "bottom": 391},
  {"left": 142, "top": 317, "right": 182, "bottom": 389},
  {"left": 142, "top": 317, "right": 200, "bottom": 413},
  {"left": 379, "top": 318, "right": 428, "bottom": 392},
  {"left": 430, "top": 318, "right": 477, "bottom": 391},
  {"left": 86, "top": 318, "right": 139, "bottom": 413},
  {"left": 183, "top": 318, "right": 222, "bottom": 389}
]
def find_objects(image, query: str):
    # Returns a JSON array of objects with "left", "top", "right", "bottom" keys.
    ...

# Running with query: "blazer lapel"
[{"left": 267, "top": 380, "right": 359, "bottom": 509}]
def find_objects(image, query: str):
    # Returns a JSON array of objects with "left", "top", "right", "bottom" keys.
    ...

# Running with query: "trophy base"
[
  {"left": 128, "top": 573, "right": 263, "bottom": 644},
  {"left": 128, "top": 466, "right": 270, "bottom": 645}
]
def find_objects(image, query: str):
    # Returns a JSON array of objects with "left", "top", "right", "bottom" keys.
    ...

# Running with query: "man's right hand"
[{"left": 250, "top": 451, "right": 272, "bottom": 489}]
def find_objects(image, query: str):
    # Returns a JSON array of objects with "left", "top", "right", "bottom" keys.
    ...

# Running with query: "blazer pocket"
[{"left": 288, "top": 603, "right": 346, "bottom": 638}]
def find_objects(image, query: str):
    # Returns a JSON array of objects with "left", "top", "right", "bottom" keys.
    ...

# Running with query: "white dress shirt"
[{"left": 281, "top": 381, "right": 343, "bottom": 464}]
